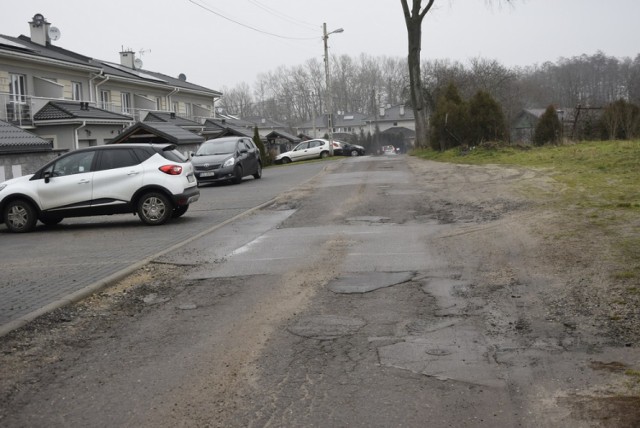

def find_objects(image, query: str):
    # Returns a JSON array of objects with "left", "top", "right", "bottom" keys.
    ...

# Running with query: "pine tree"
[
  {"left": 429, "top": 82, "right": 468, "bottom": 151},
  {"left": 253, "top": 126, "right": 270, "bottom": 166},
  {"left": 533, "top": 105, "right": 561, "bottom": 146},
  {"left": 468, "top": 90, "right": 507, "bottom": 144}
]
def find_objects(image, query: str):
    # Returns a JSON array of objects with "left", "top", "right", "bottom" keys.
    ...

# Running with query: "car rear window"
[{"left": 158, "top": 147, "right": 188, "bottom": 162}]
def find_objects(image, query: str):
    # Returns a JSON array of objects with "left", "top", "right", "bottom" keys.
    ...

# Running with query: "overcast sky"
[{"left": 2, "top": 0, "right": 639, "bottom": 92}]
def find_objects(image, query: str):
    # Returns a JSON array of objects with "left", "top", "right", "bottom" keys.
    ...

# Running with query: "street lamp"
[{"left": 323, "top": 23, "right": 343, "bottom": 154}]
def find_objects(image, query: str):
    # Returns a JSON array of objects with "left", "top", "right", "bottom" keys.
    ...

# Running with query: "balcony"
[{"left": 0, "top": 92, "right": 214, "bottom": 128}]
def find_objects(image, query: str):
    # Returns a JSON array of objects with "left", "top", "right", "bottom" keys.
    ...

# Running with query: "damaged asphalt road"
[{"left": 1, "top": 155, "right": 639, "bottom": 427}]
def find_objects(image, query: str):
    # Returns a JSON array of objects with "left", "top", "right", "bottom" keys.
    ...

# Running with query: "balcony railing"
[
  {"left": 0, "top": 92, "right": 214, "bottom": 128},
  {"left": 1, "top": 93, "right": 34, "bottom": 127}
]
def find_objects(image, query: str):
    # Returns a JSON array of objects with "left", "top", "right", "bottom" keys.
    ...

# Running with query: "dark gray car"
[{"left": 191, "top": 137, "right": 262, "bottom": 185}]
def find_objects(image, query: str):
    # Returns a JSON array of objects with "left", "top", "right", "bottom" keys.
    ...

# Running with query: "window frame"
[
  {"left": 9, "top": 73, "right": 27, "bottom": 104},
  {"left": 121, "top": 92, "right": 131, "bottom": 114},
  {"left": 71, "top": 81, "right": 83, "bottom": 101}
]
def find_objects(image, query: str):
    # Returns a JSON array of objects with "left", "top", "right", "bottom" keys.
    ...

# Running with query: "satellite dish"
[
  {"left": 48, "top": 26, "right": 61, "bottom": 41},
  {"left": 134, "top": 58, "right": 143, "bottom": 69},
  {"left": 178, "top": 73, "right": 187, "bottom": 82}
]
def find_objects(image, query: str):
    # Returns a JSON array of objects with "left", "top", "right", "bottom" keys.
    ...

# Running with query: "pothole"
[{"left": 287, "top": 315, "right": 366, "bottom": 340}]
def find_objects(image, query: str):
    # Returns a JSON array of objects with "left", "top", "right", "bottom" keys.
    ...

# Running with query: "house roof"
[
  {"left": 205, "top": 117, "right": 256, "bottom": 129},
  {"left": 242, "top": 116, "right": 288, "bottom": 129},
  {"left": 33, "top": 101, "right": 133, "bottom": 122},
  {"left": 143, "top": 111, "right": 202, "bottom": 127},
  {"left": 202, "top": 118, "right": 255, "bottom": 138},
  {"left": 367, "top": 105, "right": 415, "bottom": 122},
  {"left": 297, "top": 112, "right": 368, "bottom": 130},
  {"left": 0, "top": 120, "right": 52, "bottom": 153},
  {"left": 265, "top": 130, "right": 301, "bottom": 143},
  {"left": 0, "top": 34, "right": 221, "bottom": 97},
  {"left": 0, "top": 34, "right": 99, "bottom": 71},
  {"left": 108, "top": 121, "right": 204, "bottom": 145}
]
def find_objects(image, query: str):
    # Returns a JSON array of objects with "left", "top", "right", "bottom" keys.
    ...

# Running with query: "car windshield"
[{"left": 196, "top": 140, "right": 237, "bottom": 156}]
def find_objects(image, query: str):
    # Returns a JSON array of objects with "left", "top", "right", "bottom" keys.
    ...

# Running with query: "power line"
[
  {"left": 187, "top": 0, "right": 317, "bottom": 40},
  {"left": 245, "top": 0, "right": 318, "bottom": 31}
]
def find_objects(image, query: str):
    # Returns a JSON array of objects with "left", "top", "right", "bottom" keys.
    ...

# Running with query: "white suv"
[{"left": 0, "top": 143, "right": 199, "bottom": 233}]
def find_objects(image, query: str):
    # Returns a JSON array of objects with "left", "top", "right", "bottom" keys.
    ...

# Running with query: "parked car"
[
  {"left": 382, "top": 145, "right": 397, "bottom": 155},
  {"left": 0, "top": 143, "right": 199, "bottom": 233},
  {"left": 191, "top": 137, "right": 262, "bottom": 185},
  {"left": 274, "top": 139, "right": 330, "bottom": 164},
  {"left": 332, "top": 140, "right": 344, "bottom": 155},
  {"left": 340, "top": 143, "right": 366, "bottom": 157}
]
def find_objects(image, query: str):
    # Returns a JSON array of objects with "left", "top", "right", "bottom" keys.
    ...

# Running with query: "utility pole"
[{"left": 323, "top": 22, "right": 343, "bottom": 155}]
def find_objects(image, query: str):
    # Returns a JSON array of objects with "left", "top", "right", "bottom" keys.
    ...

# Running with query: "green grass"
[{"left": 413, "top": 140, "right": 640, "bottom": 209}]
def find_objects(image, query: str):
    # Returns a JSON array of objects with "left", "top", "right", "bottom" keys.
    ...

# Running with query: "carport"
[{"left": 108, "top": 121, "right": 205, "bottom": 155}]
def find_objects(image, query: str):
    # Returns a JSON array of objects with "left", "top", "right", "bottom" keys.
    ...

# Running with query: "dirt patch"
[{"left": 406, "top": 156, "right": 640, "bottom": 425}]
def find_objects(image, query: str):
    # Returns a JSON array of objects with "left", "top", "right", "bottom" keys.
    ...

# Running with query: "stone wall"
[{"left": 0, "top": 151, "right": 65, "bottom": 182}]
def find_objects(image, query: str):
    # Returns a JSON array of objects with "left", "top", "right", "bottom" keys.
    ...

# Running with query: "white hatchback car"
[
  {"left": 275, "top": 139, "right": 331, "bottom": 164},
  {"left": 0, "top": 143, "right": 199, "bottom": 232}
]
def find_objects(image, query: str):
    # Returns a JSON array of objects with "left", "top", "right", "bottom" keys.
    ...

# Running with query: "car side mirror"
[{"left": 43, "top": 171, "right": 51, "bottom": 183}]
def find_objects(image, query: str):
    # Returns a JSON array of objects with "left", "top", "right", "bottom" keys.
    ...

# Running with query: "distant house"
[
  {"left": 242, "top": 116, "right": 290, "bottom": 134},
  {"left": 366, "top": 104, "right": 415, "bottom": 134},
  {"left": 0, "top": 119, "right": 55, "bottom": 181},
  {"left": 296, "top": 112, "right": 368, "bottom": 140},
  {"left": 510, "top": 109, "right": 546, "bottom": 143},
  {"left": 510, "top": 108, "right": 574, "bottom": 143},
  {"left": 265, "top": 129, "right": 302, "bottom": 156}
]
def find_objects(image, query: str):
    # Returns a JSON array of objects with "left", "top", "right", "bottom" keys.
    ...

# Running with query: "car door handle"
[
  {"left": 78, "top": 179, "right": 91, "bottom": 184},
  {"left": 127, "top": 171, "right": 140, "bottom": 176}
]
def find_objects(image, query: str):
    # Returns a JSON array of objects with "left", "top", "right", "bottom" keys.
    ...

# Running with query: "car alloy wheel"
[
  {"left": 138, "top": 192, "right": 172, "bottom": 225},
  {"left": 4, "top": 199, "right": 38, "bottom": 233}
]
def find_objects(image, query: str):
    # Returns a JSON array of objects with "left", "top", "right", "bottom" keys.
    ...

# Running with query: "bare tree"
[
  {"left": 400, "top": 0, "right": 435, "bottom": 148},
  {"left": 219, "top": 82, "right": 254, "bottom": 117}
]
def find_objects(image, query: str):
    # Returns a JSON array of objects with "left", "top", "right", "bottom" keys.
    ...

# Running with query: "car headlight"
[{"left": 223, "top": 157, "right": 235, "bottom": 168}]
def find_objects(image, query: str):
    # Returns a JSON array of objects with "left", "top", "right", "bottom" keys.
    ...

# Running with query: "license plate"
[{"left": 200, "top": 172, "right": 215, "bottom": 177}]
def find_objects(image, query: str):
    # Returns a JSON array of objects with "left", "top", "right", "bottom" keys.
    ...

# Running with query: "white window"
[
  {"left": 121, "top": 92, "right": 131, "bottom": 114},
  {"left": 9, "top": 73, "right": 27, "bottom": 103},
  {"left": 172, "top": 102, "right": 179, "bottom": 114},
  {"left": 71, "top": 81, "right": 83, "bottom": 100},
  {"left": 156, "top": 96, "right": 163, "bottom": 110},
  {"left": 99, "top": 90, "right": 110, "bottom": 109},
  {"left": 185, "top": 102, "right": 192, "bottom": 117}
]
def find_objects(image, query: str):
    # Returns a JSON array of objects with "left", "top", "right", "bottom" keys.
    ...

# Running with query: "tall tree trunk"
[{"left": 401, "top": 0, "right": 434, "bottom": 149}]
